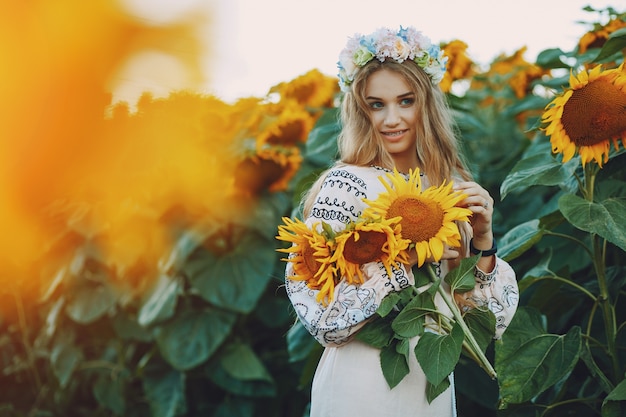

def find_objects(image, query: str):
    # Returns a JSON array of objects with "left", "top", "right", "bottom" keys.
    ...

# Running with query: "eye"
[
  {"left": 400, "top": 97, "right": 415, "bottom": 106},
  {"left": 368, "top": 101, "right": 384, "bottom": 110}
]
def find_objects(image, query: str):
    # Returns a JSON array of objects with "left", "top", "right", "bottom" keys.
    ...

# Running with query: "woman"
[{"left": 284, "top": 26, "right": 518, "bottom": 416}]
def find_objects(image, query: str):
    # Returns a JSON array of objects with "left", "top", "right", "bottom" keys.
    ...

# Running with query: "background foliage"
[{"left": 1, "top": 4, "right": 625, "bottom": 417}]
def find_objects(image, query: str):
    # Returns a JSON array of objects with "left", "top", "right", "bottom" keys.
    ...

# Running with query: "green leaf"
[
  {"left": 463, "top": 308, "right": 496, "bottom": 353},
  {"left": 517, "top": 249, "right": 556, "bottom": 293},
  {"left": 603, "top": 378, "right": 626, "bottom": 417},
  {"left": 304, "top": 108, "right": 340, "bottom": 167},
  {"left": 93, "top": 370, "right": 130, "bottom": 415},
  {"left": 391, "top": 287, "right": 436, "bottom": 338},
  {"left": 593, "top": 27, "right": 626, "bottom": 63},
  {"left": 138, "top": 273, "right": 181, "bottom": 326},
  {"left": 415, "top": 323, "right": 464, "bottom": 386},
  {"left": 496, "top": 308, "right": 581, "bottom": 407},
  {"left": 559, "top": 194, "right": 626, "bottom": 252},
  {"left": 498, "top": 219, "right": 545, "bottom": 261},
  {"left": 214, "top": 399, "right": 254, "bottom": 417},
  {"left": 380, "top": 340, "right": 410, "bottom": 388},
  {"left": 206, "top": 361, "right": 277, "bottom": 398},
  {"left": 356, "top": 315, "right": 395, "bottom": 348},
  {"left": 155, "top": 308, "right": 237, "bottom": 370},
  {"left": 500, "top": 149, "right": 578, "bottom": 199},
  {"left": 186, "top": 230, "right": 275, "bottom": 314},
  {"left": 426, "top": 377, "right": 451, "bottom": 404},
  {"left": 377, "top": 291, "right": 403, "bottom": 317},
  {"left": 286, "top": 321, "right": 317, "bottom": 362},
  {"left": 221, "top": 342, "right": 273, "bottom": 382},
  {"left": 65, "top": 283, "right": 116, "bottom": 324},
  {"left": 444, "top": 255, "right": 480, "bottom": 293},
  {"left": 535, "top": 47, "right": 572, "bottom": 69},
  {"left": 142, "top": 365, "right": 186, "bottom": 417},
  {"left": 50, "top": 329, "right": 83, "bottom": 388}
]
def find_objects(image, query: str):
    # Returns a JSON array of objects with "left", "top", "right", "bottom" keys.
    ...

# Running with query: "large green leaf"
[
  {"left": 500, "top": 148, "right": 579, "bottom": 199},
  {"left": 496, "top": 307, "right": 581, "bottom": 407},
  {"left": 142, "top": 365, "right": 186, "bottom": 417},
  {"left": 498, "top": 219, "right": 545, "bottom": 261},
  {"left": 65, "top": 283, "right": 117, "bottom": 324},
  {"left": 221, "top": 341, "right": 273, "bottom": 382},
  {"left": 559, "top": 194, "right": 626, "bottom": 252},
  {"left": 138, "top": 273, "right": 181, "bottom": 326},
  {"left": 155, "top": 308, "right": 237, "bottom": 371},
  {"left": 380, "top": 340, "right": 410, "bottom": 389},
  {"left": 415, "top": 323, "right": 464, "bottom": 386},
  {"left": 185, "top": 230, "right": 276, "bottom": 314}
]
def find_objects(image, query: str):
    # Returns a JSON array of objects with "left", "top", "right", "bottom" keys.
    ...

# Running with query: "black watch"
[{"left": 470, "top": 238, "right": 497, "bottom": 257}]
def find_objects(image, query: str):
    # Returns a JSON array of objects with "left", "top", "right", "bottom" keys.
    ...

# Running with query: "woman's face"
[{"left": 364, "top": 68, "right": 419, "bottom": 168}]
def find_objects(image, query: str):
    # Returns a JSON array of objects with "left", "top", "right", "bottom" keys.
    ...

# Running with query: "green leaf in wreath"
[
  {"left": 415, "top": 323, "right": 464, "bottom": 386},
  {"left": 559, "top": 194, "right": 626, "bottom": 252},
  {"left": 380, "top": 340, "right": 410, "bottom": 389}
]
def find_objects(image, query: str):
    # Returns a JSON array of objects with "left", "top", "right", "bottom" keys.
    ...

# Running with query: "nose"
[{"left": 384, "top": 106, "right": 400, "bottom": 127}]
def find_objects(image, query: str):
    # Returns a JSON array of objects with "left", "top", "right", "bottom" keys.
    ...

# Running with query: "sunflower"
[
  {"left": 331, "top": 217, "right": 410, "bottom": 284},
  {"left": 276, "top": 217, "right": 338, "bottom": 305},
  {"left": 542, "top": 64, "right": 626, "bottom": 167},
  {"left": 362, "top": 168, "right": 472, "bottom": 267}
]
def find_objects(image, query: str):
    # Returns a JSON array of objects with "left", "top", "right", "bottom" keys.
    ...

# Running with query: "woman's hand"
[
  {"left": 454, "top": 181, "right": 497, "bottom": 272},
  {"left": 454, "top": 181, "right": 493, "bottom": 246}
]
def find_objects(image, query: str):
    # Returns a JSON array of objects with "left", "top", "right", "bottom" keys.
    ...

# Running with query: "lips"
[{"left": 382, "top": 130, "right": 408, "bottom": 140}]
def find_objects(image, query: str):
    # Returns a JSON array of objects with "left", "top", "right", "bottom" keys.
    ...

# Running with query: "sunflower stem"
[
  {"left": 584, "top": 163, "right": 620, "bottom": 383},
  {"left": 425, "top": 264, "right": 497, "bottom": 379}
]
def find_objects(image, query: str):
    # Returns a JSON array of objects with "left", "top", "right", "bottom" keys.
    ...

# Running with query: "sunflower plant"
[{"left": 493, "top": 32, "right": 626, "bottom": 414}]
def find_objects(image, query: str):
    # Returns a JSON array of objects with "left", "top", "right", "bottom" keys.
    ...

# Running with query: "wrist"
[{"left": 470, "top": 237, "right": 497, "bottom": 257}]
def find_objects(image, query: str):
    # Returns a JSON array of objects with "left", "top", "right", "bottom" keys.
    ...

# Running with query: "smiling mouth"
[{"left": 382, "top": 130, "right": 407, "bottom": 137}]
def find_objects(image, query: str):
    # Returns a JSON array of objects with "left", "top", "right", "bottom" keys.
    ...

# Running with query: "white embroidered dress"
[{"left": 285, "top": 164, "right": 519, "bottom": 417}]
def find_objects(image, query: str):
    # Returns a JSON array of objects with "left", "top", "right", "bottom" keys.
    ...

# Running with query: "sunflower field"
[{"left": 1, "top": 3, "right": 625, "bottom": 417}]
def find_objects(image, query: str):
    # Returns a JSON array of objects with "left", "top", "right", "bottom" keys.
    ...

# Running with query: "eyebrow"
[{"left": 365, "top": 92, "right": 415, "bottom": 100}]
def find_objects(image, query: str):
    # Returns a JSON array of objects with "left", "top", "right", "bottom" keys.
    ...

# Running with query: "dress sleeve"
[
  {"left": 457, "top": 257, "right": 519, "bottom": 339},
  {"left": 284, "top": 167, "right": 413, "bottom": 347}
]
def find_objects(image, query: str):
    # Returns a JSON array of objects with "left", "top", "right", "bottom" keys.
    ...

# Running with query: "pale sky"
[{"left": 116, "top": 0, "right": 620, "bottom": 103}]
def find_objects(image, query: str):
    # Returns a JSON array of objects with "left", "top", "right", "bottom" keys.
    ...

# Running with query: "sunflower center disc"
[
  {"left": 561, "top": 79, "right": 626, "bottom": 147},
  {"left": 343, "top": 230, "right": 387, "bottom": 264},
  {"left": 388, "top": 196, "right": 444, "bottom": 243}
]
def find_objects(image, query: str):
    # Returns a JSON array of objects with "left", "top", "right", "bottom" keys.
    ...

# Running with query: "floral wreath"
[{"left": 337, "top": 26, "right": 448, "bottom": 92}]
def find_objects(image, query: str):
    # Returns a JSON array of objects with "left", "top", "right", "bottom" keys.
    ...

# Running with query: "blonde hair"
[{"left": 302, "top": 59, "right": 473, "bottom": 254}]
